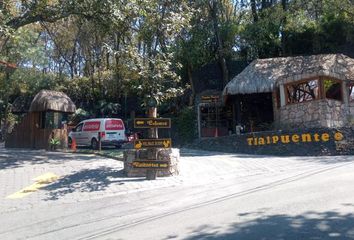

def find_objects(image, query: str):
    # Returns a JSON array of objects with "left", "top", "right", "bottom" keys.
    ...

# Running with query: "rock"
[{"left": 123, "top": 148, "right": 180, "bottom": 177}]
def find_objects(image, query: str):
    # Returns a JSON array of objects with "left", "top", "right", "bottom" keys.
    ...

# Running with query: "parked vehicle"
[{"left": 68, "top": 118, "right": 127, "bottom": 149}]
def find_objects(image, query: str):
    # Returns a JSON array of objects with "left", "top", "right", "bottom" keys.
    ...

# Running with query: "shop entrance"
[
  {"left": 198, "top": 103, "right": 233, "bottom": 138},
  {"left": 229, "top": 93, "right": 274, "bottom": 133}
]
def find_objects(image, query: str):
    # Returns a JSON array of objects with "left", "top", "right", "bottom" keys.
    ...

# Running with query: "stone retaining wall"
[
  {"left": 189, "top": 128, "right": 354, "bottom": 156},
  {"left": 277, "top": 99, "right": 348, "bottom": 128},
  {"left": 123, "top": 148, "right": 180, "bottom": 177}
]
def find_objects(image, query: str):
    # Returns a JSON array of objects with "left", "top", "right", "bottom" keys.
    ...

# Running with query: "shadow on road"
[
  {"left": 287, "top": 155, "right": 354, "bottom": 165},
  {"left": 0, "top": 148, "right": 101, "bottom": 170},
  {"left": 181, "top": 210, "right": 354, "bottom": 240},
  {"left": 181, "top": 148, "right": 354, "bottom": 164},
  {"left": 42, "top": 167, "right": 145, "bottom": 201},
  {"left": 180, "top": 148, "right": 229, "bottom": 157}
]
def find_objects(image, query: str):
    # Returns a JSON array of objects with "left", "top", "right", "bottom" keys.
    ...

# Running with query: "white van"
[{"left": 68, "top": 118, "right": 127, "bottom": 149}]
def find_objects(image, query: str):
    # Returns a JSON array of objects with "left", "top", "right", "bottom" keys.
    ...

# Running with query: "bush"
[
  {"left": 49, "top": 138, "right": 61, "bottom": 150},
  {"left": 176, "top": 107, "right": 197, "bottom": 144}
]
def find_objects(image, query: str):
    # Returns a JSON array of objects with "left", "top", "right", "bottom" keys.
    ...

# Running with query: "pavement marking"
[{"left": 6, "top": 172, "right": 59, "bottom": 199}]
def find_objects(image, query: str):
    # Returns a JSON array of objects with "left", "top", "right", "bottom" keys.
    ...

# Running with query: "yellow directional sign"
[
  {"left": 132, "top": 160, "right": 169, "bottom": 169},
  {"left": 134, "top": 138, "right": 172, "bottom": 149},
  {"left": 134, "top": 118, "right": 171, "bottom": 128}
]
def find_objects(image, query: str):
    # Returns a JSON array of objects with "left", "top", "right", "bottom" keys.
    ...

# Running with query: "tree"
[{"left": 176, "top": 0, "right": 241, "bottom": 104}]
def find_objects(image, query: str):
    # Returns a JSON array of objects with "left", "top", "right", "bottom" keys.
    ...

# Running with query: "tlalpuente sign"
[{"left": 247, "top": 132, "right": 344, "bottom": 146}]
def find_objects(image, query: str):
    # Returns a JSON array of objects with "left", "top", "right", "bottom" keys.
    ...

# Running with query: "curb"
[{"left": 64, "top": 149, "right": 124, "bottom": 161}]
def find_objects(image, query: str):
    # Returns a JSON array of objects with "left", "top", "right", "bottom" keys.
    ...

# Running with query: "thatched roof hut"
[
  {"left": 223, "top": 54, "right": 354, "bottom": 95},
  {"left": 29, "top": 90, "right": 76, "bottom": 113}
]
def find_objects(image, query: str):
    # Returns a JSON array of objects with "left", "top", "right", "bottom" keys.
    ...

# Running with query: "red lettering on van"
[
  {"left": 83, "top": 121, "right": 101, "bottom": 131},
  {"left": 105, "top": 120, "right": 124, "bottom": 130}
]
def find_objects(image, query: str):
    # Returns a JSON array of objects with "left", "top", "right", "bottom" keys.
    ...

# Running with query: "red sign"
[
  {"left": 105, "top": 119, "right": 124, "bottom": 130},
  {"left": 83, "top": 121, "right": 101, "bottom": 131}
]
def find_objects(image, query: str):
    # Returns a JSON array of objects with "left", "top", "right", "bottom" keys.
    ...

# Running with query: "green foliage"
[
  {"left": 95, "top": 100, "right": 121, "bottom": 117},
  {"left": 49, "top": 138, "right": 61, "bottom": 146},
  {"left": 9, "top": 68, "right": 60, "bottom": 94},
  {"left": 1, "top": 0, "right": 354, "bottom": 127},
  {"left": 49, "top": 137, "right": 61, "bottom": 150},
  {"left": 69, "top": 108, "right": 90, "bottom": 125},
  {"left": 240, "top": 5, "right": 284, "bottom": 58},
  {"left": 176, "top": 107, "right": 197, "bottom": 144}
]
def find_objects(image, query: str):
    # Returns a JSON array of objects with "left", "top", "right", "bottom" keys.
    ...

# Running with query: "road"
[
  {"left": 1, "top": 148, "right": 354, "bottom": 239},
  {"left": 111, "top": 161, "right": 354, "bottom": 240}
]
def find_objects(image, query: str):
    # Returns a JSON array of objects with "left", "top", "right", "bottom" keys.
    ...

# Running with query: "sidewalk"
[
  {"left": 0, "top": 148, "right": 182, "bottom": 213},
  {"left": 1, "top": 147, "right": 353, "bottom": 214}
]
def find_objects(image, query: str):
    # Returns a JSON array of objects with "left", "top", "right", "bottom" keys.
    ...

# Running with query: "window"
[
  {"left": 45, "top": 112, "right": 63, "bottom": 129},
  {"left": 76, "top": 123, "right": 83, "bottom": 132},
  {"left": 286, "top": 79, "right": 319, "bottom": 104},
  {"left": 284, "top": 77, "right": 344, "bottom": 105},
  {"left": 39, "top": 111, "right": 65, "bottom": 129},
  {"left": 323, "top": 78, "right": 342, "bottom": 101}
]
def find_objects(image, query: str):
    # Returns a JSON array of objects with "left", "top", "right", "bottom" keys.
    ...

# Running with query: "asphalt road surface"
[
  {"left": 1, "top": 148, "right": 354, "bottom": 240},
  {"left": 109, "top": 160, "right": 354, "bottom": 240}
]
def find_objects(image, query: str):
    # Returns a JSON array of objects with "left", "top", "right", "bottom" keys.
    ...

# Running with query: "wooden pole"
[
  {"left": 146, "top": 107, "right": 158, "bottom": 180},
  {"left": 98, "top": 132, "right": 102, "bottom": 151}
]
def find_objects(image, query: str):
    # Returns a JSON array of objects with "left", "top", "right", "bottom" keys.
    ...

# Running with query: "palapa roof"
[
  {"left": 29, "top": 90, "right": 76, "bottom": 113},
  {"left": 223, "top": 54, "right": 354, "bottom": 95}
]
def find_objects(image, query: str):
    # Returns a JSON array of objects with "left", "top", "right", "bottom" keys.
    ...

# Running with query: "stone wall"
[
  {"left": 123, "top": 148, "right": 180, "bottom": 177},
  {"left": 349, "top": 102, "right": 354, "bottom": 124},
  {"left": 189, "top": 127, "right": 354, "bottom": 156},
  {"left": 276, "top": 99, "right": 348, "bottom": 129}
]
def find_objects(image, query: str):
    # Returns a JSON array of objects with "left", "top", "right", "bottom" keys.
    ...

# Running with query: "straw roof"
[
  {"left": 29, "top": 90, "right": 76, "bottom": 113},
  {"left": 223, "top": 54, "right": 354, "bottom": 95}
]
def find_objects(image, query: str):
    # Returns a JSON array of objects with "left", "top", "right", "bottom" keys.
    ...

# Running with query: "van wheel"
[{"left": 91, "top": 138, "right": 98, "bottom": 150}]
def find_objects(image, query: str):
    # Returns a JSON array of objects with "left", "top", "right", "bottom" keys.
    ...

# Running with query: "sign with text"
[
  {"left": 105, "top": 119, "right": 124, "bottom": 130},
  {"left": 132, "top": 160, "right": 169, "bottom": 169},
  {"left": 247, "top": 131, "right": 344, "bottom": 146},
  {"left": 83, "top": 121, "right": 101, "bottom": 131},
  {"left": 134, "top": 139, "right": 172, "bottom": 149},
  {"left": 201, "top": 95, "right": 220, "bottom": 103},
  {"left": 134, "top": 118, "right": 171, "bottom": 128}
]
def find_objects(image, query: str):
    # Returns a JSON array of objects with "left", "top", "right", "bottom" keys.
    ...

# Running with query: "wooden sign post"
[
  {"left": 146, "top": 106, "right": 158, "bottom": 180},
  {"left": 132, "top": 98, "right": 172, "bottom": 180},
  {"left": 134, "top": 118, "right": 171, "bottom": 128},
  {"left": 134, "top": 139, "right": 172, "bottom": 149}
]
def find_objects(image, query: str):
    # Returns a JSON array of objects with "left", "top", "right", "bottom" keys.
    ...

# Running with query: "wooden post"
[
  {"left": 146, "top": 107, "right": 158, "bottom": 180},
  {"left": 98, "top": 132, "right": 102, "bottom": 151},
  {"left": 197, "top": 104, "right": 201, "bottom": 138},
  {"left": 215, "top": 101, "right": 218, "bottom": 137}
]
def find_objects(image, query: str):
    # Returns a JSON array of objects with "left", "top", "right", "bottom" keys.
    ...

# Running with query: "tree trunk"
[
  {"left": 250, "top": 0, "right": 258, "bottom": 22},
  {"left": 210, "top": 0, "right": 229, "bottom": 87},
  {"left": 3, "top": 71, "right": 10, "bottom": 141},
  {"left": 114, "top": 35, "right": 122, "bottom": 100},
  {"left": 187, "top": 64, "right": 195, "bottom": 106},
  {"left": 281, "top": 0, "right": 288, "bottom": 56}
]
